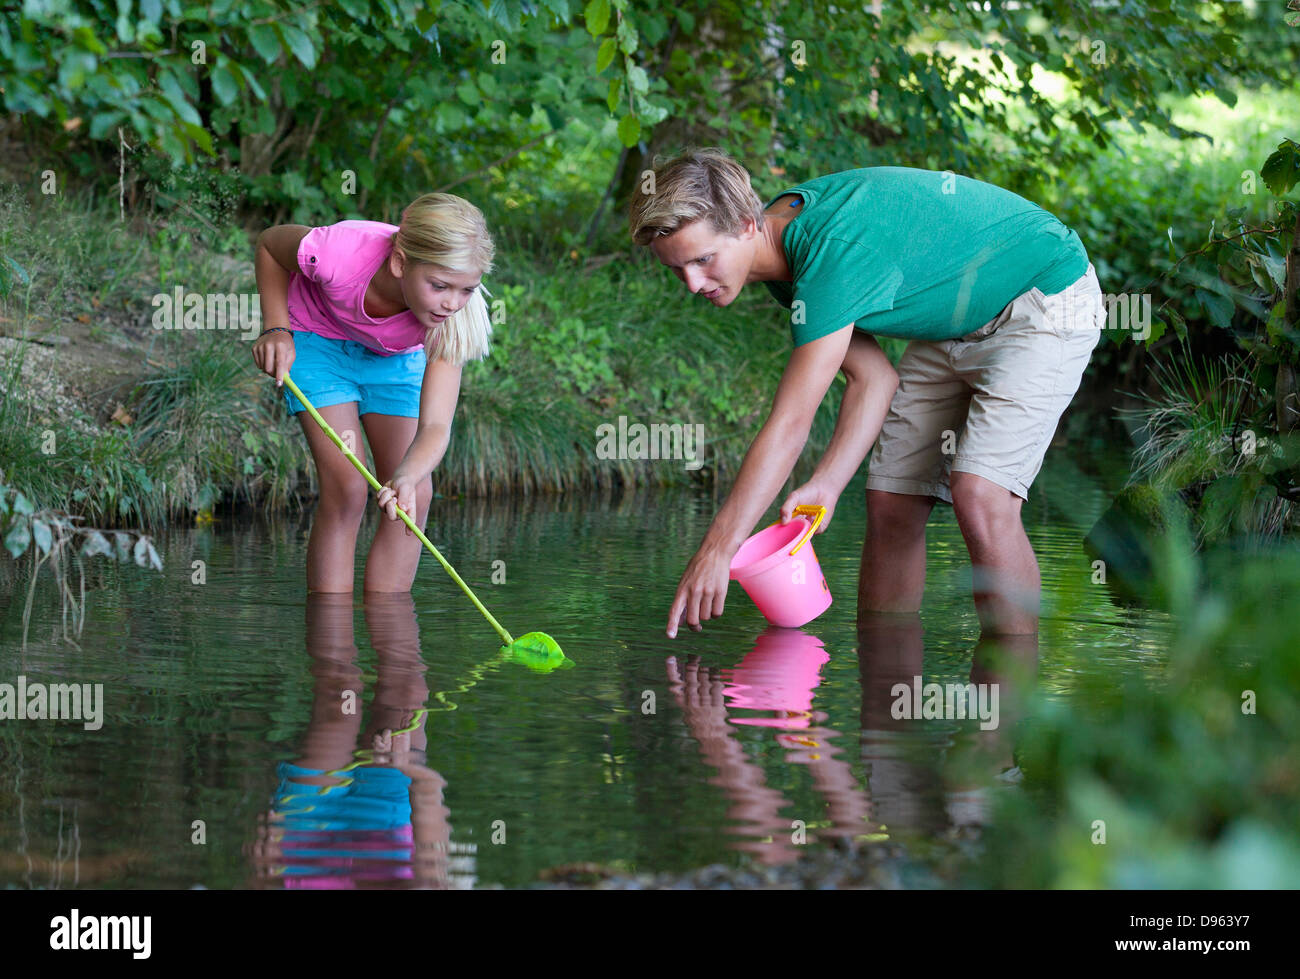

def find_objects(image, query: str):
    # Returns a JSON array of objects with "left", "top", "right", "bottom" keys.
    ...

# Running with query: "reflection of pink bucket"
[
  {"left": 724, "top": 626, "right": 830, "bottom": 729},
  {"left": 729, "top": 505, "right": 832, "bottom": 628}
]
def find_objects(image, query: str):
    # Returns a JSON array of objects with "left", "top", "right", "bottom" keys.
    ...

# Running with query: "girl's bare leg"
[
  {"left": 359, "top": 412, "right": 433, "bottom": 593},
  {"left": 299, "top": 402, "right": 369, "bottom": 593}
]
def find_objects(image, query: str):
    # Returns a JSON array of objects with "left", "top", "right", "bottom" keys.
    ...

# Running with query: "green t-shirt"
[{"left": 762, "top": 167, "right": 1089, "bottom": 344}]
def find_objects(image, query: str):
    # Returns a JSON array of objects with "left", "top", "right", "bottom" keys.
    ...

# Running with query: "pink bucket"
[{"left": 729, "top": 505, "right": 832, "bottom": 628}]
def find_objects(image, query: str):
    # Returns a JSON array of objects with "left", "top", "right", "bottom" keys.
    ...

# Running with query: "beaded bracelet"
[{"left": 259, "top": 327, "right": 293, "bottom": 339}]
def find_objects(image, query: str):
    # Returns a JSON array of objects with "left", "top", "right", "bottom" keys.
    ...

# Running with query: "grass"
[{"left": 1123, "top": 352, "right": 1265, "bottom": 489}]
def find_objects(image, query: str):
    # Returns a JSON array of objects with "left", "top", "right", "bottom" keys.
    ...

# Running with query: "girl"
[{"left": 252, "top": 193, "right": 494, "bottom": 593}]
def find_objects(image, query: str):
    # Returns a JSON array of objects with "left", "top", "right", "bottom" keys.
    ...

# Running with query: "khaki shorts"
[{"left": 866, "top": 264, "right": 1104, "bottom": 503}]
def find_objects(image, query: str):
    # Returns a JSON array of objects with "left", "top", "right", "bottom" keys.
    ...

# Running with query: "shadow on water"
[{"left": 0, "top": 448, "right": 1177, "bottom": 888}]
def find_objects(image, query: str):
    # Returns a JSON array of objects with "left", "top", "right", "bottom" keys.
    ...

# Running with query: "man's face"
[{"left": 649, "top": 217, "right": 758, "bottom": 307}]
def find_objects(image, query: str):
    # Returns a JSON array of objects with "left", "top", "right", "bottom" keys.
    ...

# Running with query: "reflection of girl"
[
  {"left": 272, "top": 761, "right": 419, "bottom": 888},
  {"left": 248, "top": 593, "right": 460, "bottom": 889}
]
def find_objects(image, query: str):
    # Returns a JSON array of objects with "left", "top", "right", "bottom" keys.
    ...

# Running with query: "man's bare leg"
[
  {"left": 860, "top": 489, "right": 936, "bottom": 613},
  {"left": 949, "top": 471, "right": 1039, "bottom": 635}
]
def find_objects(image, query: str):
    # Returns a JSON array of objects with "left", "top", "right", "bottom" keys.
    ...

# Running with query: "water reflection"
[
  {"left": 668, "top": 627, "right": 878, "bottom": 865},
  {"left": 247, "top": 592, "right": 472, "bottom": 889},
  {"left": 1, "top": 455, "right": 1167, "bottom": 888},
  {"left": 667, "top": 616, "right": 1042, "bottom": 865},
  {"left": 857, "top": 612, "right": 1038, "bottom": 838}
]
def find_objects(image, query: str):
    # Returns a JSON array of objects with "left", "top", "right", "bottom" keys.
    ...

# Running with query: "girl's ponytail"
[{"left": 392, "top": 193, "right": 496, "bottom": 366}]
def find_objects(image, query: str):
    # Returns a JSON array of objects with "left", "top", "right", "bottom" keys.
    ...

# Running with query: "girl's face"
[{"left": 393, "top": 254, "right": 482, "bottom": 329}]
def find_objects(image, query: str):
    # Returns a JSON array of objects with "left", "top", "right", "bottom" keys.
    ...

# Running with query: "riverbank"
[{"left": 0, "top": 181, "right": 845, "bottom": 530}]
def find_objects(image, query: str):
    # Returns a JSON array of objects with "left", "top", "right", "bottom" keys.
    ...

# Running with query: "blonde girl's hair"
[
  {"left": 392, "top": 192, "right": 496, "bottom": 365},
  {"left": 627, "top": 147, "right": 766, "bottom": 247}
]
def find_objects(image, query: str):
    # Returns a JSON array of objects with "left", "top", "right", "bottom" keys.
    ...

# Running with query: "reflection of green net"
[{"left": 310, "top": 634, "right": 571, "bottom": 795}]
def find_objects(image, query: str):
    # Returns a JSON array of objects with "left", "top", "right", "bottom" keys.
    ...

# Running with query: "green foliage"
[
  {"left": 1120, "top": 352, "right": 1300, "bottom": 545},
  {"left": 979, "top": 540, "right": 1300, "bottom": 888},
  {"left": 4, "top": 1, "right": 1294, "bottom": 239},
  {"left": 0, "top": 181, "right": 313, "bottom": 526},
  {"left": 1262, "top": 138, "right": 1300, "bottom": 195}
]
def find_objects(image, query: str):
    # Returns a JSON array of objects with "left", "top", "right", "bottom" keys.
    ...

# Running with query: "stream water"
[{"left": 0, "top": 445, "right": 1172, "bottom": 888}]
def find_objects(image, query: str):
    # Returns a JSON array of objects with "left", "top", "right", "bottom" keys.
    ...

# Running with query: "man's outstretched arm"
[{"left": 666, "top": 323, "right": 861, "bottom": 637}]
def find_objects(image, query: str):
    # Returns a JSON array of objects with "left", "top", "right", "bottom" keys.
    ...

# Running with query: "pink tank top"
[{"left": 286, "top": 220, "right": 426, "bottom": 355}]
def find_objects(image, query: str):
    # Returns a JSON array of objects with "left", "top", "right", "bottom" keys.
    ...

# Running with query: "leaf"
[
  {"left": 81, "top": 531, "right": 113, "bottom": 559},
  {"left": 31, "top": 519, "right": 52, "bottom": 557},
  {"left": 1261, "top": 139, "right": 1300, "bottom": 196},
  {"left": 89, "top": 109, "right": 126, "bottom": 138},
  {"left": 437, "top": 102, "right": 466, "bottom": 130},
  {"left": 1197, "top": 475, "right": 1247, "bottom": 543},
  {"left": 1167, "top": 308, "right": 1188, "bottom": 342},
  {"left": 13, "top": 492, "right": 33, "bottom": 515},
  {"left": 211, "top": 65, "right": 239, "bottom": 104},
  {"left": 584, "top": 0, "right": 610, "bottom": 36},
  {"left": 541, "top": 0, "right": 572, "bottom": 22},
  {"left": 227, "top": 60, "right": 266, "bottom": 101},
  {"left": 626, "top": 64, "right": 649, "bottom": 94},
  {"left": 639, "top": 99, "right": 668, "bottom": 125},
  {"left": 607, "top": 76, "right": 621, "bottom": 114},
  {"left": 1195, "top": 289, "right": 1235, "bottom": 331},
  {"left": 3, "top": 254, "right": 31, "bottom": 289},
  {"left": 1260, "top": 253, "right": 1287, "bottom": 291},
  {"left": 115, "top": 8, "right": 135, "bottom": 43},
  {"left": 596, "top": 36, "right": 616, "bottom": 72},
  {"left": 616, "top": 17, "right": 637, "bottom": 55},
  {"left": 277, "top": 24, "right": 317, "bottom": 69},
  {"left": 617, "top": 112, "right": 640, "bottom": 146},
  {"left": 157, "top": 70, "right": 201, "bottom": 126},
  {"left": 247, "top": 24, "right": 281, "bottom": 64},
  {"left": 4, "top": 519, "right": 30, "bottom": 560},
  {"left": 56, "top": 50, "right": 98, "bottom": 92}
]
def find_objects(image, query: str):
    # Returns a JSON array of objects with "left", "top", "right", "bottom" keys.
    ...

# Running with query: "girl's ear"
[{"left": 390, "top": 245, "right": 406, "bottom": 278}]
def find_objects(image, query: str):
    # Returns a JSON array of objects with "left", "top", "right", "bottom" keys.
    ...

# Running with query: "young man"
[{"left": 628, "top": 148, "right": 1104, "bottom": 638}]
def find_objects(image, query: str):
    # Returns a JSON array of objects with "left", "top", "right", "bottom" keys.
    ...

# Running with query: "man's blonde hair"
[
  {"left": 393, "top": 192, "right": 495, "bottom": 366},
  {"left": 627, "top": 147, "right": 766, "bottom": 247}
]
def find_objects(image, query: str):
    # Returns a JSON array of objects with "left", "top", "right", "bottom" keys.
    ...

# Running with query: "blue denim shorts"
[{"left": 283, "top": 329, "right": 426, "bottom": 418}]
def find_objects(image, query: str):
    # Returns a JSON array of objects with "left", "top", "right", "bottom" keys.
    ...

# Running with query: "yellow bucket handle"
[{"left": 788, "top": 504, "right": 825, "bottom": 556}]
